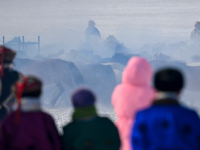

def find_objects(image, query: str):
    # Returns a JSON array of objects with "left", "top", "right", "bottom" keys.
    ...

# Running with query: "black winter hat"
[
  {"left": 154, "top": 68, "right": 184, "bottom": 92},
  {"left": 14, "top": 76, "right": 43, "bottom": 99},
  {"left": 21, "top": 76, "right": 42, "bottom": 98},
  {"left": 0, "top": 45, "right": 16, "bottom": 63}
]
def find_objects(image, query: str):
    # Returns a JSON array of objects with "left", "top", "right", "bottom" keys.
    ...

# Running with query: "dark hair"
[
  {"left": 21, "top": 76, "right": 43, "bottom": 98},
  {"left": 154, "top": 68, "right": 184, "bottom": 92},
  {"left": 22, "top": 89, "right": 42, "bottom": 98},
  {"left": 71, "top": 88, "right": 96, "bottom": 107}
]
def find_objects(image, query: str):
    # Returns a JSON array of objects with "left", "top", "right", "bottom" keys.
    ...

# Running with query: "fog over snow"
[
  {"left": 1, "top": 0, "right": 200, "bottom": 128},
  {"left": 0, "top": 0, "right": 200, "bottom": 49}
]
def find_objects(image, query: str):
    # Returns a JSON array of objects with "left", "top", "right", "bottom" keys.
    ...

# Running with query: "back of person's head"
[
  {"left": 88, "top": 20, "right": 96, "bottom": 28},
  {"left": 12, "top": 76, "right": 42, "bottom": 124},
  {"left": 71, "top": 88, "right": 97, "bottom": 120},
  {"left": 0, "top": 46, "right": 16, "bottom": 64},
  {"left": 0, "top": 46, "right": 16, "bottom": 77},
  {"left": 71, "top": 88, "right": 96, "bottom": 108},
  {"left": 154, "top": 68, "right": 184, "bottom": 92},
  {"left": 13, "top": 75, "right": 42, "bottom": 99}
]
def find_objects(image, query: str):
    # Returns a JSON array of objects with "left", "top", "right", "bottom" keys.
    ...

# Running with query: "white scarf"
[
  {"left": 0, "top": 64, "right": 14, "bottom": 69},
  {"left": 156, "top": 92, "right": 178, "bottom": 100},
  {"left": 12, "top": 98, "right": 41, "bottom": 112}
]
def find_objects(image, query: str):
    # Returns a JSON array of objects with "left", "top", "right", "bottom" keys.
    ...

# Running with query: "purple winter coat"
[{"left": 0, "top": 111, "right": 62, "bottom": 150}]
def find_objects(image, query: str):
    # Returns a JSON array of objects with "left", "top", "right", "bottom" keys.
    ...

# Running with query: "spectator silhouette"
[
  {"left": 0, "top": 76, "right": 61, "bottom": 150},
  {"left": 132, "top": 68, "right": 200, "bottom": 150},
  {"left": 0, "top": 46, "right": 22, "bottom": 121},
  {"left": 112, "top": 57, "right": 155, "bottom": 150},
  {"left": 62, "top": 88, "right": 121, "bottom": 150}
]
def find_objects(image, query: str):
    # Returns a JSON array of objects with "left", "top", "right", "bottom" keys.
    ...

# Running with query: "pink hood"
[{"left": 112, "top": 57, "right": 155, "bottom": 150}]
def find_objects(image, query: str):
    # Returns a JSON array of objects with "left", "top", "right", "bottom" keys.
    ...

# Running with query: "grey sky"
[{"left": 0, "top": 0, "right": 200, "bottom": 47}]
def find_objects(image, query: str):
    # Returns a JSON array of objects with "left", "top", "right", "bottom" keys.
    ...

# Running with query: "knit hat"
[
  {"left": 0, "top": 46, "right": 16, "bottom": 77},
  {"left": 154, "top": 68, "right": 184, "bottom": 92},
  {"left": 14, "top": 76, "right": 42, "bottom": 99},
  {"left": 71, "top": 88, "right": 96, "bottom": 108}
]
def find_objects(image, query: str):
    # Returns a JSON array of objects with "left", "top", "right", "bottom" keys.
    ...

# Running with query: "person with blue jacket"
[{"left": 131, "top": 68, "right": 200, "bottom": 150}]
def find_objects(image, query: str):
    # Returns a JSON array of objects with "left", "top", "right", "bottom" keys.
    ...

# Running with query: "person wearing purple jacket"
[{"left": 0, "top": 76, "right": 62, "bottom": 150}]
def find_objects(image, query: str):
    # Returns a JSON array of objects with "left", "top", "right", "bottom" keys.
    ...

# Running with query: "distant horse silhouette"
[{"left": 15, "top": 58, "right": 84, "bottom": 107}]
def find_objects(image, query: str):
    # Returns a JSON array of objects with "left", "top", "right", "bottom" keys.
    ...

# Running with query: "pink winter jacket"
[{"left": 112, "top": 57, "right": 155, "bottom": 150}]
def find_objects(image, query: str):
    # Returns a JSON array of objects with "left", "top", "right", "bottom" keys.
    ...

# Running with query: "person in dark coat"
[
  {"left": 85, "top": 20, "right": 101, "bottom": 43},
  {"left": 190, "top": 21, "right": 200, "bottom": 42},
  {"left": 131, "top": 68, "right": 200, "bottom": 150},
  {"left": 0, "top": 46, "right": 22, "bottom": 121},
  {"left": 0, "top": 76, "right": 62, "bottom": 150},
  {"left": 62, "top": 88, "right": 121, "bottom": 150}
]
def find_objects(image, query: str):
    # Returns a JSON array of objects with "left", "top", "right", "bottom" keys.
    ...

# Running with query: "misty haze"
[{"left": 1, "top": 0, "right": 200, "bottom": 130}]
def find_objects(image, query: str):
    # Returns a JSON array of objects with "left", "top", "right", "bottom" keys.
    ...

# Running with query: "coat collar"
[
  {"left": 153, "top": 92, "right": 180, "bottom": 105},
  {"left": 156, "top": 92, "right": 178, "bottom": 100},
  {"left": 12, "top": 98, "right": 41, "bottom": 112},
  {"left": 152, "top": 99, "right": 180, "bottom": 105},
  {"left": 0, "top": 64, "right": 14, "bottom": 69}
]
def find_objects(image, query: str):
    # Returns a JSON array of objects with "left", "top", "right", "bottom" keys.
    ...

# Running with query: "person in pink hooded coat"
[{"left": 112, "top": 57, "right": 155, "bottom": 150}]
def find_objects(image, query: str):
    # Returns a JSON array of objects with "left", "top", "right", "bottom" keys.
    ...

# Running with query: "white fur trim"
[
  {"left": 156, "top": 92, "right": 178, "bottom": 100},
  {"left": 12, "top": 98, "right": 41, "bottom": 112}
]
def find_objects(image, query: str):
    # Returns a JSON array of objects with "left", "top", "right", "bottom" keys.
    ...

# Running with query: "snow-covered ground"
[
  {"left": 42, "top": 89, "right": 200, "bottom": 133},
  {"left": 1, "top": 0, "right": 200, "bottom": 133},
  {"left": 44, "top": 106, "right": 117, "bottom": 133},
  {"left": 43, "top": 89, "right": 200, "bottom": 133}
]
